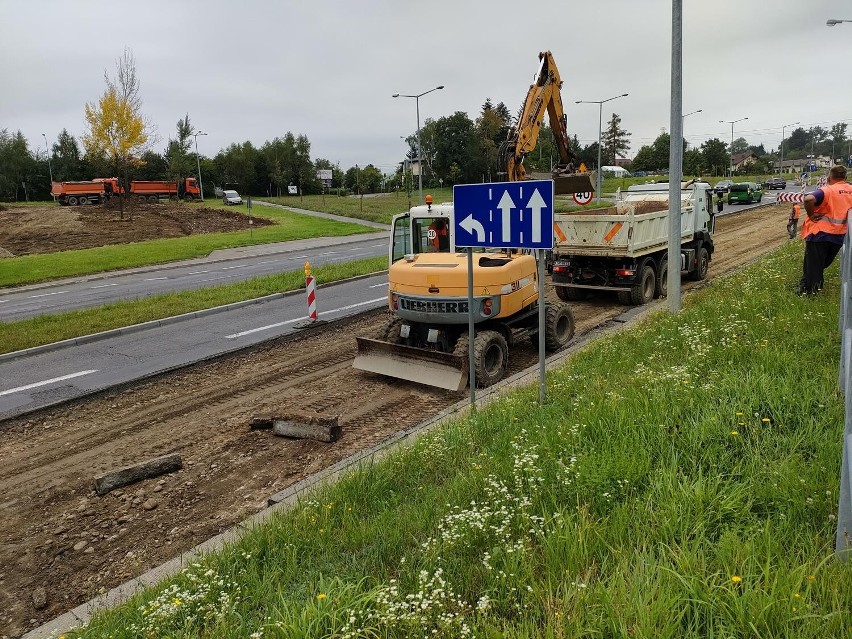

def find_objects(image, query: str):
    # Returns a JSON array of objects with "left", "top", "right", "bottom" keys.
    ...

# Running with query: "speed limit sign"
[
  {"left": 427, "top": 228, "right": 437, "bottom": 240},
  {"left": 572, "top": 191, "right": 593, "bottom": 205}
]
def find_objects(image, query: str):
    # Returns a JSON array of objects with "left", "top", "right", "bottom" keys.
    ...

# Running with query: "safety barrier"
[
  {"left": 837, "top": 226, "right": 852, "bottom": 558},
  {"left": 305, "top": 261, "right": 318, "bottom": 322}
]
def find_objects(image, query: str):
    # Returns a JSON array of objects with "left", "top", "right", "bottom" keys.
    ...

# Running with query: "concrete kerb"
[
  {"left": 20, "top": 295, "right": 666, "bottom": 639},
  {"left": 0, "top": 271, "right": 389, "bottom": 365}
]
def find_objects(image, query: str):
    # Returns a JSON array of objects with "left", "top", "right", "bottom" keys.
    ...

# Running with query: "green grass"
[
  {"left": 0, "top": 202, "right": 375, "bottom": 288},
  {"left": 70, "top": 240, "right": 852, "bottom": 638},
  {"left": 0, "top": 257, "right": 387, "bottom": 355}
]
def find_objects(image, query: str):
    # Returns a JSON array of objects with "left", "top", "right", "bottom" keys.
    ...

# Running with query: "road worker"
[
  {"left": 797, "top": 165, "right": 852, "bottom": 295},
  {"left": 428, "top": 218, "right": 450, "bottom": 252},
  {"left": 787, "top": 203, "right": 801, "bottom": 240}
]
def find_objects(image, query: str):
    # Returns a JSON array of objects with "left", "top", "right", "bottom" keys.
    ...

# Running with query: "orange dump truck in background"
[
  {"left": 129, "top": 178, "right": 200, "bottom": 202},
  {"left": 50, "top": 178, "right": 120, "bottom": 205}
]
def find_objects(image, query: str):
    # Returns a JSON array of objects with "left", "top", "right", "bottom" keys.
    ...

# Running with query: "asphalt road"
[
  {"left": 0, "top": 273, "right": 389, "bottom": 420},
  {"left": 0, "top": 234, "right": 388, "bottom": 322}
]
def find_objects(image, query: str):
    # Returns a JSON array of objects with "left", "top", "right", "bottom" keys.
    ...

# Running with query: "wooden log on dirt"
[
  {"left": 249, "top": 416, "right": 274, "bottom": 430},
  {"left": 272, "top": 414, "right": 341, "bottom": 443},
  {"left": 93, "top": 453, "right": 183, "bottom": 496}
]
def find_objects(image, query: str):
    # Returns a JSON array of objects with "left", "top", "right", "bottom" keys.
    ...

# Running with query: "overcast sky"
[{"left": 2, "top": 0, "right": 851, "bottom": 173}]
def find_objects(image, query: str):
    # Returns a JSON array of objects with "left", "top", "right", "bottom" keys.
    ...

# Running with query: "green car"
[{"left": 727, "top": 182, "right": 763, "bottom": 204}]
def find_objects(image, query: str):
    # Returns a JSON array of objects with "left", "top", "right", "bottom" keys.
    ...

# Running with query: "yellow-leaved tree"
[{"left": 83, "top": 48, "right": 151, "bottom": 219}]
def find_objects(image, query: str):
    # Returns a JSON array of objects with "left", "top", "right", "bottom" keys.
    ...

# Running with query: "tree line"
[{"left": 3, "top": 48, "right": 849, "bottom": 202}]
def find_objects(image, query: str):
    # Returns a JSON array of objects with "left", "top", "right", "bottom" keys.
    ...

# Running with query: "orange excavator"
[{"left": 498, "top": 50, "right": 594, "bottom": 195}]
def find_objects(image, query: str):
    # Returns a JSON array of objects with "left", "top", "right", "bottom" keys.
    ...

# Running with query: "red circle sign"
[{"left": 573, "top": 191, "right": 593, "bottom": 205}]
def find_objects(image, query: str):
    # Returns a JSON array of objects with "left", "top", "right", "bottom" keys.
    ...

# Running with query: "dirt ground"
[
  {"left": 0, "top": 201, "right": 273, "bottom": 257},
  {"left": 0, "top": 204, "right": 794, "bottom": 638}
]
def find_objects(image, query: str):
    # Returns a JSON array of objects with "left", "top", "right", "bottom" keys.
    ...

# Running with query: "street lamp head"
[
  {"left": 621, "top": 93, "right": 628, "bottom": 97},
  {"left": 436, "top": 85, "right": 444, "bottom": 90},
  {"left": 392, "top": 93, "right": 400, "bottom": 98},
  {"left": 827, "top": 19, "right": 839, "bottom": 26}
]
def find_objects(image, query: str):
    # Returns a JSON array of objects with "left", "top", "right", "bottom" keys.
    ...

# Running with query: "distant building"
[
  {"left": 601, "top": 165, "right": 630, "bottom": 176},
  {"left": 772, "top": 155, "right": 830, "bottom": 174},
  {"left": 614, "top": 157, "right": 632, "bottom": 168},
  {"left": 732, "top": 151, "right": 759, "bottom": 171}
]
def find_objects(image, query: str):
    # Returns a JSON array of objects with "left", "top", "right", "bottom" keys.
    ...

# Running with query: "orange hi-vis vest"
[
  {"left": 811, "top": 180, "right": 852, "bottom": 237},
  {"left": 792, "top": 204, "right": 801, "bottom": 220}
]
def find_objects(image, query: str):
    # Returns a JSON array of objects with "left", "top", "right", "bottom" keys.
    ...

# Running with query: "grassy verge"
[
  {"left": 267, "top": 191, "right": 614, "bottom": 225},
  {"left": 0, "top": 257, "right": 387, "bottom": 355},
  {"left": 70, "top": 240, "right": 852, "bottom": 637},
  {"left": 0, "top": 203, "right": 375, "bottom": 288}
]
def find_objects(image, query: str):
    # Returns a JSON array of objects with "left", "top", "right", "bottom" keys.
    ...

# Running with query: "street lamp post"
[
  {"left": 193, "top": 131, "right": 207, "bottom": 201},
  {"left": 393, "top": 85, "right": 444, "bottom": 204},
  {"left": 779, "top": 121, "right": 799, "bottom": 177},
  {"left": 681, "top": 109, "right": 702, "bottom": 161},
  {"left": 575, "top": 93, "right": 629, "bottom": 203},
  {"left": 41, "top": 133, "right": 53, "bottom": 196},
  {"left": 719, "top": 117, "right": 748, "bottom": 177}
]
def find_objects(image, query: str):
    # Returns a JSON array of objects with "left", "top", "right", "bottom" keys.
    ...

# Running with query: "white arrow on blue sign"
[{"left": 452, "top": 180, "right": 554, "bottom": 249}]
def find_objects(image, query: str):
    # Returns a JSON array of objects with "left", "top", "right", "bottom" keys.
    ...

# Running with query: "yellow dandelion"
[
  {"left": 731, "top": 575, "right": 743, "bottom": 584},
  {"left": 736, "top": 412, "right": 743, "bottom": 416},
  {"left": 794, "top": 592, "right": 801, "bottom": 598},
  {"left": 317, "top": 593, "right": 327, "bottom": 600},
  {"left": 173, "top": 598, "right": 182, "bottom": 606},
  {"left": 739, "top": 422, "right": 745, "bottom": 426},
  {"left": 808, "top": 575, "right": 816, "bottom": 582},
  {"left": 730, "top": 431, "right": 739, "bottom": 436},
  {"left": 762, "top": 418, "right": 770, "bottom": 423}
]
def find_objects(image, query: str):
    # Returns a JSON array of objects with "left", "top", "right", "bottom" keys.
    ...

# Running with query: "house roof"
[{"left": 732, "top": 151, "right": 758, "bottom": 165}]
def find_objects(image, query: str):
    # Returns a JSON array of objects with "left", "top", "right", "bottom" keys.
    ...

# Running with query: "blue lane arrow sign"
[{"left": 453, "top": 180, "right": 554, "bottom": 249}]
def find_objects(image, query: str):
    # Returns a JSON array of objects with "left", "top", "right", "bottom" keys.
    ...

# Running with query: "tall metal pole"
[
  {"left": 668, "top": 0, "right": 683, "bottom": 314},
  {"left": 779, "top": 122, "right": 798, "bottom": 176},
  {"left": 42, "top": 133, "right": 54, "bottom": 200},
  {"left": 719, "top": 117, "right": 748, "bottom": 177},
  {"left": 393, "top": 85, "right": 444, "bottom": 205},
  {"left": 576, "top": 93, "right": 628, "bottom": 203},
  {"left": 193, "top": 131, "right": 207, "bottom": 201}
]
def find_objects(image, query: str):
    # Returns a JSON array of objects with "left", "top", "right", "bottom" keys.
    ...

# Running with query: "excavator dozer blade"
[
  {"left": 553, "top": 173, "right": 596, "bottom": 196},
  {"left": 353, "top": 337, "right": 468, "bottom": 392}
]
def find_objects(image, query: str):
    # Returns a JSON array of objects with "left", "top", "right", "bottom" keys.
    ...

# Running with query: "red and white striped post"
[
  {"left": 304, "top": 261, "right": 317, "bottom": 322},
  {"left": 777, "top": 192, "right": 805, "bottom": 203}
]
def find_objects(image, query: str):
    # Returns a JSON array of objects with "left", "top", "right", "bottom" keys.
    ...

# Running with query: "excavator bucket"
[
  {"left": 553, "top": 172, "right": 596, "bottom": 196},
  {"left": 353, "top": 337, "right": 468, "bottom": 392}
]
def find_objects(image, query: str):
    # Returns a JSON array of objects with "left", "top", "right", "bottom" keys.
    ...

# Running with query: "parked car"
[
  {"left": 763, "top": 177, "right": 787, "bottom": 190},
  {"left": 222, "top": 190, "right": 243, "bottom": 205},
  {"left": 727, "top": 182, "right": 763, "bottom": 204},
  {"left": 714, "top": 179, "right": 734, "bottom": 194}
]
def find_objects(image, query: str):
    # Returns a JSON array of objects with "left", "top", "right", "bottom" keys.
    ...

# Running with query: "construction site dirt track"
[{"left": 0, "top": 204, "right": 794, "bottom": 637}]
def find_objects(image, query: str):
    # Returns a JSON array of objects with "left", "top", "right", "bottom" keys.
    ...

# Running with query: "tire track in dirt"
[{"left": 0, "top": 203, "right": 794, "bottom": 637}]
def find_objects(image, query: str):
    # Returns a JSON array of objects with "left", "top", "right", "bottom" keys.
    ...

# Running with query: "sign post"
[
  {"left": 453, "top": 180, "right": 555, "bottom": 404},
  {"left": 247, "top": 195, "right": 253, "bottom": 239}
]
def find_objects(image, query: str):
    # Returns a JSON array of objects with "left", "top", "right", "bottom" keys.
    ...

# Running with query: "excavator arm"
[{"left": 499, "top": 51, "right": 593, "bottom": 195}]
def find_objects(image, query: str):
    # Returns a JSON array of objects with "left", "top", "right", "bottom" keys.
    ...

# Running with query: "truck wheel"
[
  {"left": 472, "top": 330, "right": 508, "bottom": 388},
  {"left": 184, "top": 194, "right": 194, "bottom": 202},
  {"left": 137, "top": 195, "right": 147, "bottom": 203},
  {"left": 654, "top": 258, "right": 668, "bottom": 299},
  {"left": 556, "top": 286, "right": 587, "bottom": 301},
  {"left": 148, "top": 195, "right": 158, "bottom": 203},
  {"left": 629, "top": 264, "right": 655, "bottom": 305},
  {"left": 380, "top": 317, "right": 404, "bottom": 344},
  {"left": 67, "top": 196, "right": 78, "bottom": 205},
  {"left": 544, "top": 303, "right": 575, "bottom": 351},
  {"left": 688, "top": 247, "right": 709, "bottom": 281}
]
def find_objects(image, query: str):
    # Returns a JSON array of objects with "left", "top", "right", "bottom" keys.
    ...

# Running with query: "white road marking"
[
  {"left": 318, "top": 251, "right": 337, "bottom": 255},
  {"left": 144, "top": 277, "right": 168, "bottom": 281},
  {"left": 0, "top": 300, "right": 8, "bottom": 304},
  {"left": 221, "top": 264, "right": 248, "bottom": 270},
  {"left": 90, "top": 283, "right": 118, "bottom": 289},
  {"left": 225, "top": 297, "right": 386, "bottom": 339},
  {"left": 187, "top": 270, "right": 209, "bottom": 275},
  {"left": 28, "top": 291, "right": 67, "bottom": 299},
  {"left": 369, "top": 282, "right": 388, "bottom": 288},
  {"left": 0, "top": 370, "right": 99, "bottom": 397}
]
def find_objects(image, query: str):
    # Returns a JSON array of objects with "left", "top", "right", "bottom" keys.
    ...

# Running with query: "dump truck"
[
  {"left": 51, "top": 179, "right": 120, "bottom": 205},
  {"left": 130, "top": 178, "right": 200, "bottom": 202},
  {"left": 550, "top": 182, "right": 715, "bottom": 305},
  {"left": 353, "top": 196, "right": 575, "bottom": 391}
]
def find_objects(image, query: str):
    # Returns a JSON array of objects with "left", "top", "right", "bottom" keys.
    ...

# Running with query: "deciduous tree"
[{"left": 83, "top": 48, "right": 151, "bottom": 218}]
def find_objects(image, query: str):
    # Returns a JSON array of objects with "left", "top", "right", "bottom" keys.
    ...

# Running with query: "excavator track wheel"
[{"left": 472, "top": 330, "right": 508, "bottom": 388}]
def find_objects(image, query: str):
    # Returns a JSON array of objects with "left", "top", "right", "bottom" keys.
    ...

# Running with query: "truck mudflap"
[{"left": 353, "top": 337, "right": 468, "bottom": 392}]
